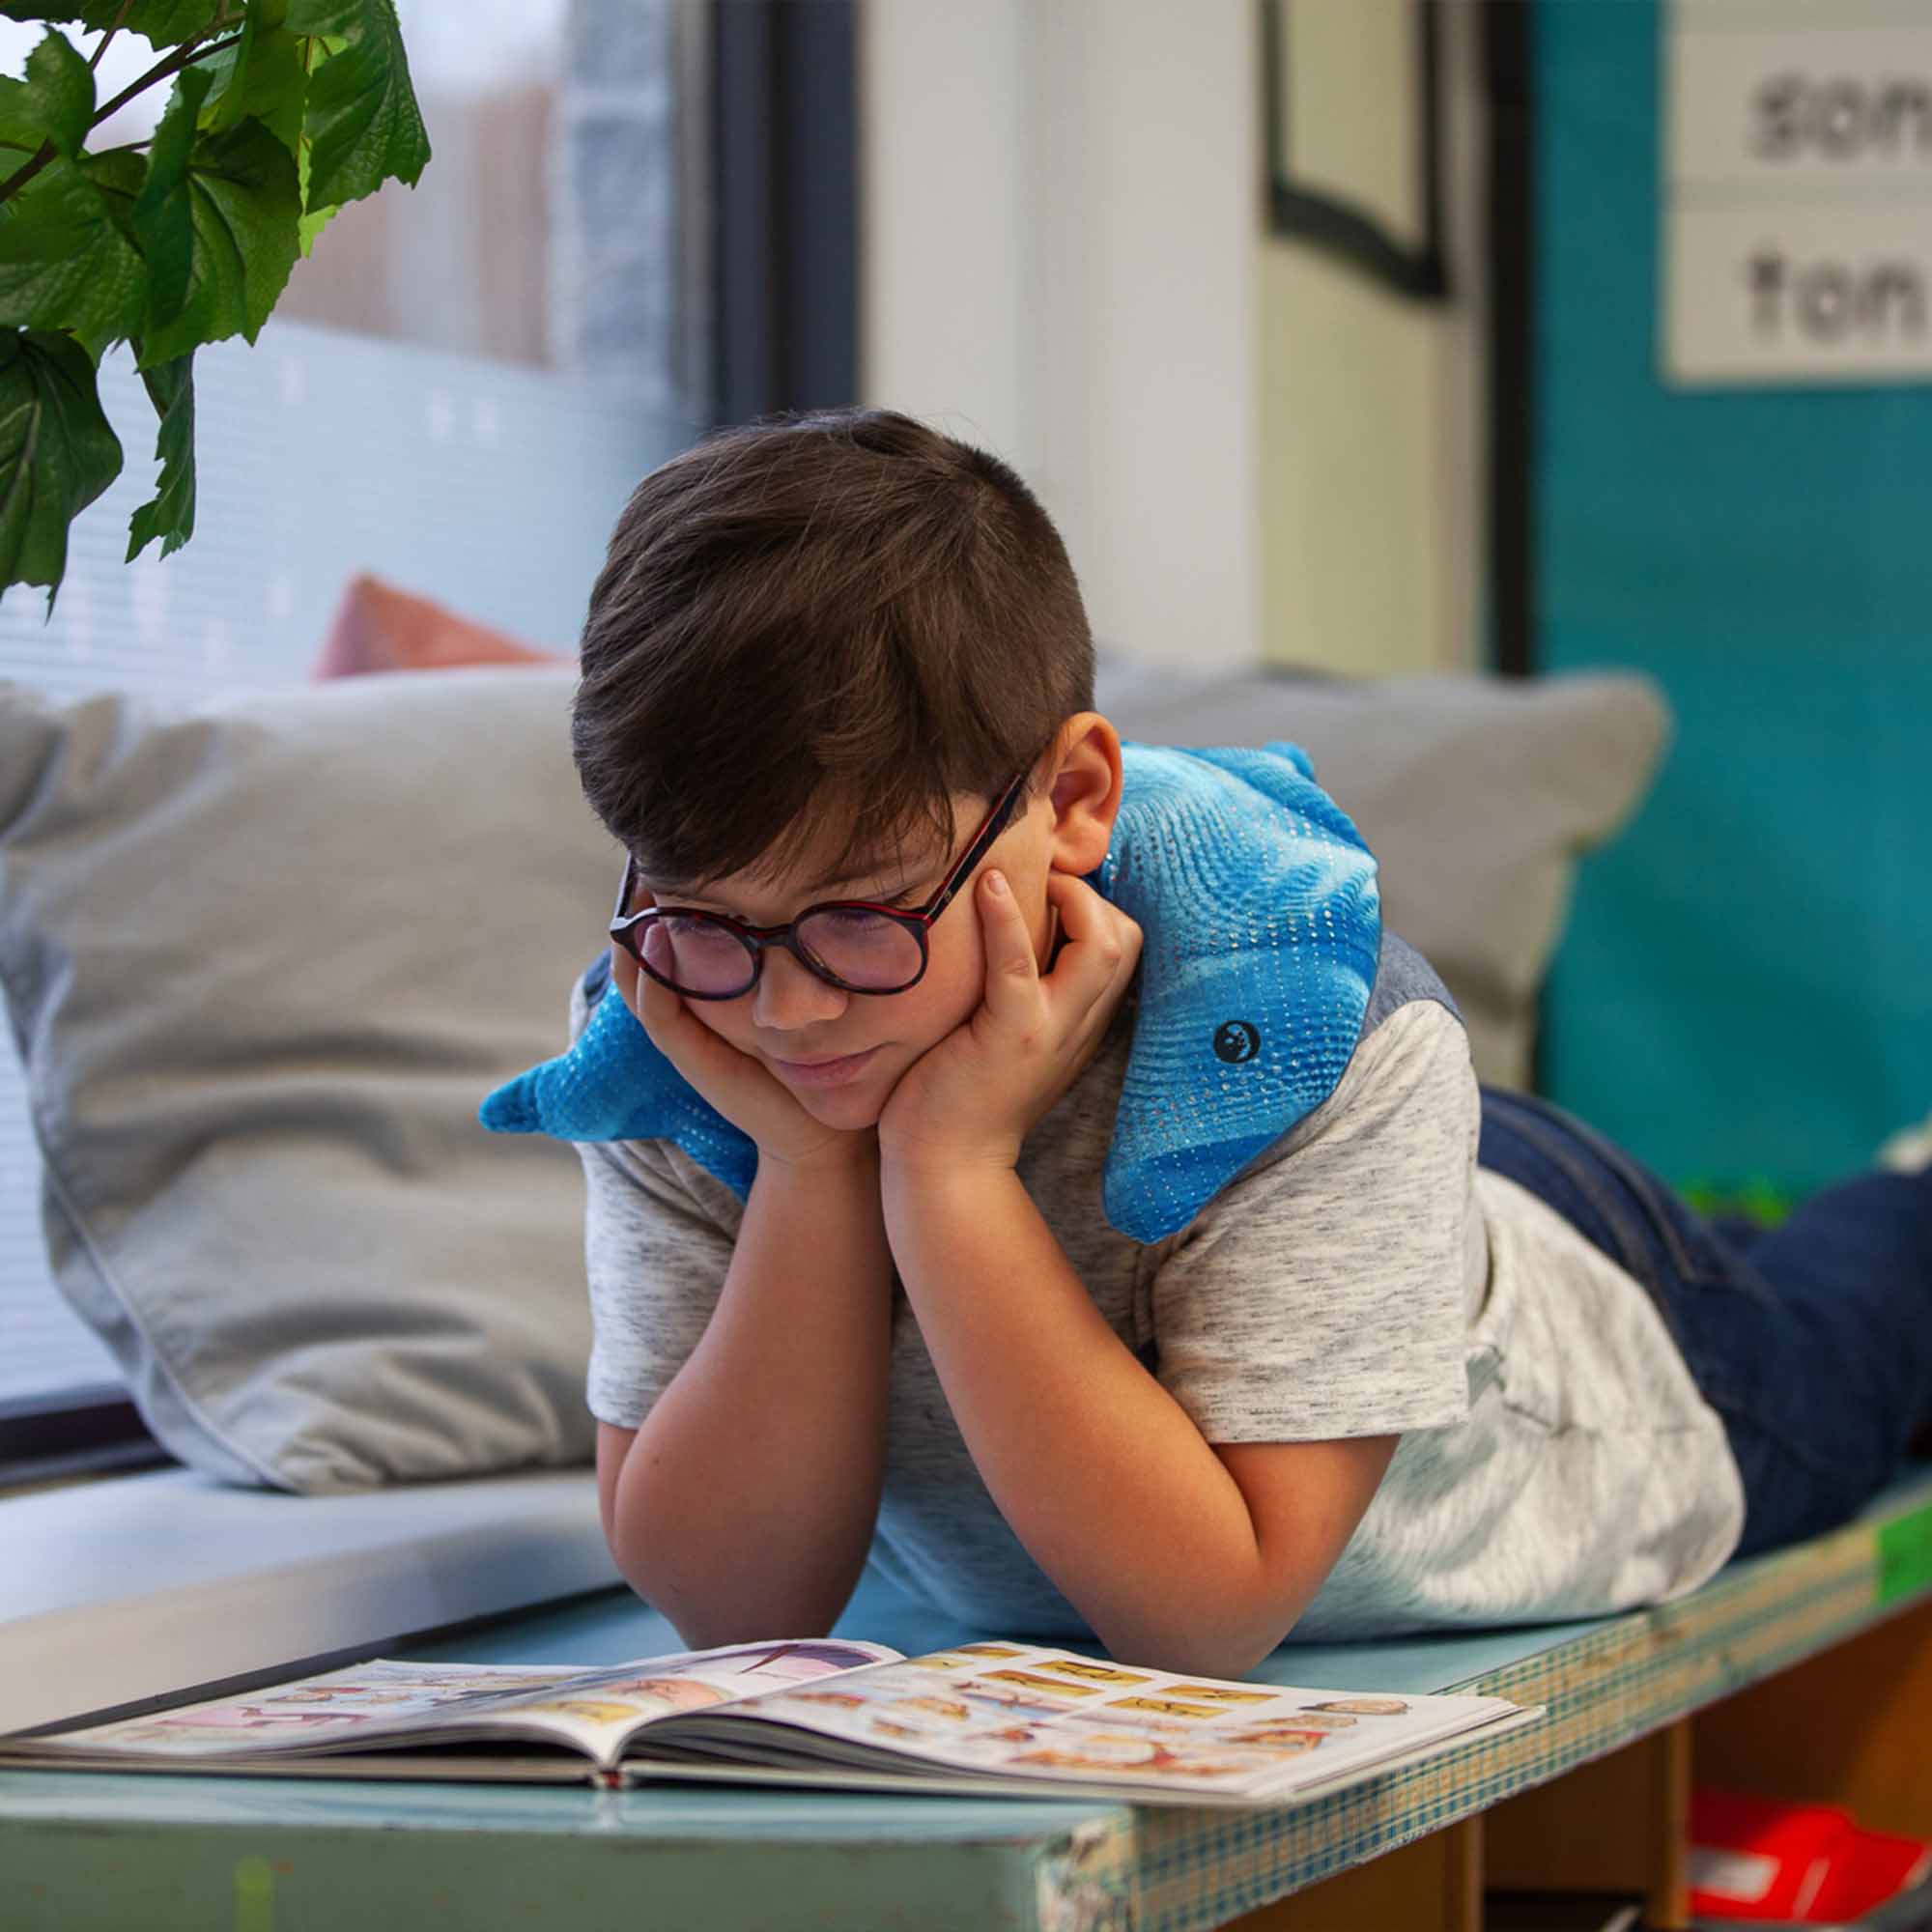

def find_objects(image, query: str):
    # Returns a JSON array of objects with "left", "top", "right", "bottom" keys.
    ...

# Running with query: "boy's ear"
[{"left": 1044, "top": 713, "right": 1123, "bottom": 876}]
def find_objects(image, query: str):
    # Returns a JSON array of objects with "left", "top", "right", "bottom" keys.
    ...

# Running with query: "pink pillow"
[{"left": 311, "top": 574, "right": 567, "bottom": 679}]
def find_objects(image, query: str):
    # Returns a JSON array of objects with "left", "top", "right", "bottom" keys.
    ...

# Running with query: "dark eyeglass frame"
[{"left": 610, "top": 770, "right": 1031, "bottom": 1000}]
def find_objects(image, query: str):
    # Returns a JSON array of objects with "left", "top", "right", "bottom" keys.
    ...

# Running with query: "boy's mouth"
[{"left": 770, "top": 1046, "right": 880, "bottom": 1088}]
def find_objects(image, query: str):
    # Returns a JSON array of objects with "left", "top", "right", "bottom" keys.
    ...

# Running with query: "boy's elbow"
[
  {"left": 605, "top": 1532, "right": 844, "bottom": 1652},
  {"left": 1093, "top": 1603, "right": 1302, "bottom": 1684},
  {"left": 1181, "top": 1630, "right": 1297, "bottom": 1683},
  {"left": 1089, "top": 1550, "right": 1327, "bottom": 1680},
  {"left": 666, "top": 1606, "right": 838, "bottom": 1653}
]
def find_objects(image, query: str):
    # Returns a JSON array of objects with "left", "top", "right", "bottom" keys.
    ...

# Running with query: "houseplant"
[{"left": 0, "top": 1, "right": 429, "bottom": 606}]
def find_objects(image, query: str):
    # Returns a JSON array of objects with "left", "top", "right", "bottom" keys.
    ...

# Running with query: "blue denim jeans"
[{"left": 1477, "top": 1088, "right": 1932, "bottom": 1559}]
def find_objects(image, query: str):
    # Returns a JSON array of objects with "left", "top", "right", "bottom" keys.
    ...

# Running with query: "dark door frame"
[
  {"left": 711, "top": 0, "right": 860, "bottom": 424},
  {"left": 1484, "top": 0, "right": 1537, "bottom": 679}
]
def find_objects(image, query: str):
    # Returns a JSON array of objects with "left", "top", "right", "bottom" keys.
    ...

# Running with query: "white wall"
[
  {"left": 861, "top": 0, "right": 1490, "bottom": 681},
  {"left": 1257, "top": 0, "right": 1487, "bottom": 675},
  {"left": 861, "top": 0, "right": 1262, "bottom": 671}
]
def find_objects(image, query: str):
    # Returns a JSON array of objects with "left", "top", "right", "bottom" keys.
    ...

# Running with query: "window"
[
  {"left": 0, "top": 0, "right": 855, "bottom": 1480},
  {"left": 0, "top": 3, "right": 582, "bottom": 1477}
]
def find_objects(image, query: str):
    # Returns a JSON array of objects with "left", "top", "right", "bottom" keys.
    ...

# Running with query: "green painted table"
[{"left": 7, "top": 1469, "right": 1932, "bottom": 1932}]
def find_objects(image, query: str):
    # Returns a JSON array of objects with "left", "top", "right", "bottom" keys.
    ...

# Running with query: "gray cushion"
[
  {"left": 1094, "top": 663, "right": 1671, "bottom": 1089},
  {"left": 0, "top": 667, "right": 613, "bottom": 1493}
]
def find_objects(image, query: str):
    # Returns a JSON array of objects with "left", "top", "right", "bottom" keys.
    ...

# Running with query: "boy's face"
[{"left": 644, "top": 787, "right": 1058, "bottom": 1131}]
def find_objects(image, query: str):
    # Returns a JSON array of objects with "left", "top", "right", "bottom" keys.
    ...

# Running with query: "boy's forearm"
[
  {"left": 611, "top": 1150, "right": 895, "bottom": 1647},
  {"left": 880, "top": 1163, "right": 1304, "bottom": 1678}
]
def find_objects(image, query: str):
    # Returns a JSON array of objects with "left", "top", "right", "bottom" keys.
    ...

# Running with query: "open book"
[{"left": 2, "top": 1636, "right": 1538, "bottom": 1806}]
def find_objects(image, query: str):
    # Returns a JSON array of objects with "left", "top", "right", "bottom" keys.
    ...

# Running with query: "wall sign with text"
[{"left": 1665, "top": 1, "right": 1932, "bottom": 385}]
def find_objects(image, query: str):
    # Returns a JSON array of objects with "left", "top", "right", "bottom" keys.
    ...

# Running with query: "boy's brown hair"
[{"left": 571, "top": 407, "right": 1094, "bottom": 893}]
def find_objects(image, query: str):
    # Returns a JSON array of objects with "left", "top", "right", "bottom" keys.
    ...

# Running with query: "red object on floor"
[{"left": 1688, "top": 1789, "right": 1932, "bottom": 1922}]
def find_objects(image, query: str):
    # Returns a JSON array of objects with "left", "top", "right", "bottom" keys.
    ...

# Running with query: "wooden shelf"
[{"left": 1223, "top": 1577, "right": 1932, "bottom": 1929}]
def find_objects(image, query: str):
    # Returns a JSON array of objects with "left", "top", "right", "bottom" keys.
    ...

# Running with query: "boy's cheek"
[
  {"left": 909, "top": 979, "right": 984, "bottom": 1056},
  {"left": 685, "top": 1001, "right": 731, "bottom": 1044},
  {"left": 860, "top": 1052, "right": 915, "bottom": 1113}
]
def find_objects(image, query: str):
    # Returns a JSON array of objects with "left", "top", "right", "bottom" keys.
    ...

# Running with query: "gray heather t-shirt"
[{"left": 570, "top": 943, "right": 1745, "bottom": 1640}]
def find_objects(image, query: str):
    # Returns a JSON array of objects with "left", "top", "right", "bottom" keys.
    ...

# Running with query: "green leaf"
[
  {"left": 294, "top": 199, "right": 332, "bottom": 255},
  {"left": 5, "top": 5, "right": 230, "bottom": 49},
  {"left": 283, "top": 3, "right": 362, "bottom": 43},
  {"left": 200, "top": 0, "right": 305, "bottom": 154},
  {"left": 0, "top": 154, "right": 148, "bottom": 355},
  {"left": 126, "top": 105, "right": 300, "bottom": 364},
  {"left": 126, "top": 348, "right": 194, "bottom": 561},
  {"left": 0, "top": 326, "right": 123, "bottom": 608},
  {"left": 132, "top": 65, "right": 211, "bottom": 339},
  {"left": 293, "top": 130, "right": 333, "bottom": 254},
  {"left": 0, "top": 28, "right": 92, "bottom": 160},
  {"left": 286, "top": 0, "right": 426, "bottom": 210}
]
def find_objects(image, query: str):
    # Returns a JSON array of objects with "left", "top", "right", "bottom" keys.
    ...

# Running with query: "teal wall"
[{"left": 1534, "top": 2, "right": 1932, "bottom": 1200}]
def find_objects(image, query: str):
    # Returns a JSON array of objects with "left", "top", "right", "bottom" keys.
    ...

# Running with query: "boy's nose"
[{"left": 752, "top": 945, "right": 848, "bottom": 1030}]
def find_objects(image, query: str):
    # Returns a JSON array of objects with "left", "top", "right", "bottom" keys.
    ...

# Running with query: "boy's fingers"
[
  {"left": 1044, "top": 868, "right": 1098, "bottom": 926},
  {"left": 611, "top": 943, "right": 670, "bottom": 1038},
  {"left": 628, "top": 956, "right": 700, "bottom": 1062},
  {"left": 978, "top": 868, "right": 1041, "bottom": 1014},
  {"left": 632, "top": 972, "right": 753, "bottom": 1102},
  {"left": 614, "top": 949, "right": 709, "bottom": 1083},
  {"left": 609, "top": 941, "right": 641, "bottom": 1005},
  {"left": 639, "top": 972, "right": 692, "bottom": 1038},
  {"left": 1045, "top": 870, "right": 1141, "bottom": 981},
  {"left": 611, "top": 882, "right": 658, "bottom": 1022}
]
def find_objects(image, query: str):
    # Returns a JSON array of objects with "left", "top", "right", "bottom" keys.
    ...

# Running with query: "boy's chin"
[
  {"left": 770, "top": 1059, "right": 894, "bottom": 1125},
  {"left": 794, "top": 1083, "right": 889, "bottom": 1129}
]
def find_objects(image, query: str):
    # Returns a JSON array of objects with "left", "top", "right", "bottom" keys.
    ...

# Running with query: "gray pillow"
[
  {"left": 1094, "top": 663, "right": 1671, "bottom": 1089},
  {"left": 0, "top": 667, "right": 614, "bottom": 1493}
]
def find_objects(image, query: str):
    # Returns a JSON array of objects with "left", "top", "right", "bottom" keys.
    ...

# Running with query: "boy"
[{"left": 529, "top": 408, "right": 1932, "bottom": 1680}]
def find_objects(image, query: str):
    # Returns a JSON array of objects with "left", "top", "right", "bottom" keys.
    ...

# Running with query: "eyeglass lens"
[{"left": 639, "top": 907, "right": 925, "bottom": 996}]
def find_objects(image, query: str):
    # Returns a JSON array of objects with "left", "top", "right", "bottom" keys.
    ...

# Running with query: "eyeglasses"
[{"left": 611, "top": 772, "right": 1031, "bottom": 1000}]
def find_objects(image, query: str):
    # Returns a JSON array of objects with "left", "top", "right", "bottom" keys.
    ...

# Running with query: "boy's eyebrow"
[{"left": 800, "top": 853, "right": 904, "bottom": 893}]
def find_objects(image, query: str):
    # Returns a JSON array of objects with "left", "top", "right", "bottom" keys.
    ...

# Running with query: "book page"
[
  {"left": 13, "top": 1660, "right": 598, "bottom": 1761},
  {"left": 11, "top": 1640, "right": 904, "bottom": 1769},
  {"left": 419, "top": 1639, "right": 905, "bottom": 1766},
  {"left": 646, "top": 1641, "right": 1527, "bottom": 1803}
]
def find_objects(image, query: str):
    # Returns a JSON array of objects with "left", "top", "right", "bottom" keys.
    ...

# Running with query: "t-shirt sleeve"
[
  {"left": 579, "top": 1134, "right": 736, "bottom": 1429},
  {"left": 1150, "top": 999, "right": 1479, "bottom": 1443},
  {"left": 565, "top": 970, "right": 738, "bottom": 1431}
]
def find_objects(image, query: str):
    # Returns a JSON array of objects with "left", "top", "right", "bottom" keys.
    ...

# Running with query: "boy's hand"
[
  {"left": 878, "top": 867, "right": 1142, "bottom": 1175},
  {"left": 610, "top": 936, "right": 877, "bottom": 1175}
]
